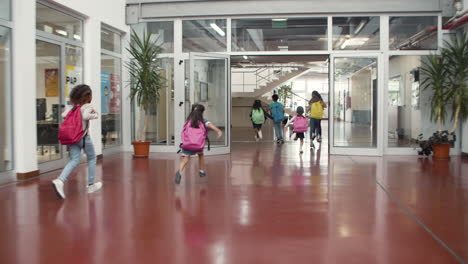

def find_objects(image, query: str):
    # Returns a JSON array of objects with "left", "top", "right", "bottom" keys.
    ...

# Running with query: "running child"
[
  {"left": 52, "top": 84, "right": 102, "bottom": 199},
  {"left": 284, "top": 106, "right": 309, "bottom": 154},
  {"left": 249, "top": 99, "right": 270, "bottom": 141},
  {"left": 175, "top": 104, "right": 223, "bottom": 184},
  {"left": 309, "top": 90, "right": 327, "bottom": 149},
  {"left": 269, "top": 94, "right": 285, "bottom": 143}
]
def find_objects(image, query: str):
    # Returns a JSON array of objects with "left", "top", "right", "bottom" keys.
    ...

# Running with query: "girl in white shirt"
[{"left": 52, "top": 84, "right": 102, "bottom": 199}]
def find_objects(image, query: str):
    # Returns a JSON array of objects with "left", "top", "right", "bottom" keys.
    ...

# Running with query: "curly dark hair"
[{"left": 69, "top": 84, "right": 92, "bottom": 105}]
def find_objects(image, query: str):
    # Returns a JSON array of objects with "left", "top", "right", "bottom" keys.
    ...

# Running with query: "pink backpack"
[
  {"left": 293, "top": 116, "right": 308, "bottom": 133},
  {"left": 58, "top": 105, "right": 85, "bottom": 145},
  {"left": 181, "top": 121, "right": 208, "bottom": 151}
]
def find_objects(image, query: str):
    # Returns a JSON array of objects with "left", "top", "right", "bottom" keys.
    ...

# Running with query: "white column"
[
  {"left": 83, "top": 18, "right": 103, "bottom": 155},
  {"left": 12, "top": 0, "right": 38, "bottom": 173},
  {"left": 121, "top": 32, "right": 132, "bottom": 150}
]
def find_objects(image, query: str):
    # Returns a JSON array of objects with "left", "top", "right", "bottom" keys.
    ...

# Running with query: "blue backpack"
[{"left": 270, "top": 102, "right": 284, "bottom": 123}]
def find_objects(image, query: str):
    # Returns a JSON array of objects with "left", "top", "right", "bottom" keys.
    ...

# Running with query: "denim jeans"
[
  {"left": 59, "top": 135, "right": 96, "bottom": 184},
  {"left": 273, "top": 121, "right": 283, "bottom": 140},
  {"left": 309, "top": 118, "right": 322, "bottom": 139}
]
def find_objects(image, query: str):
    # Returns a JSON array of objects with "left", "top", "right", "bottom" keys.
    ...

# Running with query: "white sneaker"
[
  {"left": 87, "top": 182, "right": 103, "bottom": 194},
  {"left": 52, "top": 178, "right": 65, "bottom": 199}
]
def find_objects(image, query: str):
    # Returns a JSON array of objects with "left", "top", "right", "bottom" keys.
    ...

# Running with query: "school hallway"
[{"left": 0, "top": 141, "right": 467, "bottom": 264}]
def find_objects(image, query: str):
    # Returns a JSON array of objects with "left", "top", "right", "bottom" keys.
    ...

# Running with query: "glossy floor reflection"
[{"left": 0, "top": 142, "right": 467, "bottom": 263}]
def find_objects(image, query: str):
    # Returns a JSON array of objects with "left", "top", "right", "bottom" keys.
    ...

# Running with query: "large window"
[
  {"left": 101, "top": 27, "right": 122, "bottom": 149},
  {"left": 133, "top": 58, "right": 175, "bottom": 145},
  {"left": 36, "top": 3, "right": 83, "bottom": 42},
  {"left": 333, "top": 16, "right": 380, "bottom": 50},
  {"left": 0, "top": 26, "right": 12, "bottom": 172},
  {"left": 388, "top": 56, "right": 422, "bottom": 148},
  {"left": 389, "top": 16, "right": 438, "bottom": 50},
  {"left": 232, "top": 18, "right": 327, "bottom": 51},
  {"left": 0, "top": 0, "right": 11, "bottom": 21},
  {"left": 183, "top": 19, "right": 226, "bottom": 52},
  {"left": 148, "top": 21, "right": 174, "bottom": 53},
  {"left": 36, "top": 4, "right": 84, "bottom": 163}
]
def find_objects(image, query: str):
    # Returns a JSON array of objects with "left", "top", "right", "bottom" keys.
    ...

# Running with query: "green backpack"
[{"left": 251, "top": 109, "right": 265, "bottom": 124}]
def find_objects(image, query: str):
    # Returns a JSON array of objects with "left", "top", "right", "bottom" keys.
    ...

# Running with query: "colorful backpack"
[
  {"left": 270, "top": 102, "right": 284, "bottom": 123},
  {"left": 251, "top": 109, "right": 265, "bottom": 124},
  {"left": 293, "top": 116, "right": 308, "bottom": 133},
  {"left": 58, "top": 105, "right": 85, "bottom": 145},
  {"left": 181, "top": 121, "right": 208, "bottom": 151}
]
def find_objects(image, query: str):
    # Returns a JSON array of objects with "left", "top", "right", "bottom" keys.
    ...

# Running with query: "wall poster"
[
  {"left": 101, "top": 71, "right": 111, "bottom": 114},
  {"left": 65, "top": 65, "right": 82, "bottom": 98},
  {"left": 45, "top": 69, "right": 59, "bottom": 97}
]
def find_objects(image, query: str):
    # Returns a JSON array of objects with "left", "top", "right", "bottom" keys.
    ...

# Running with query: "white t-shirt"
[{"left": 62, "top": 103, "right": 99, "bottom": 134}]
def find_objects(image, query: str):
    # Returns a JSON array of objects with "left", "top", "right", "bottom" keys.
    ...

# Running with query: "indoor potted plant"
[
  {"left": 418, "top": 33, "right": 468, "bottom": 159},
  {"left": 126, "top": 30, "right": 165, "bottom": 157}
]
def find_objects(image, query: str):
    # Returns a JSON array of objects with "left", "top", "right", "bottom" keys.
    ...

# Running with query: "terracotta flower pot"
[
  {"left": 132, "top": 141, "right": 151, "bottom": 158},
  {"left": 433, "top": 143, "right": 450, "bottom": 160}
]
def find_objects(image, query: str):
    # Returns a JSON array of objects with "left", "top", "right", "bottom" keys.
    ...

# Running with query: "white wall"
[
  {"left": 12, "top": 0, "right": 129, "bottom": 174},
  {"left": 12, "top": 0, "right": 38, "bottom": 173}
]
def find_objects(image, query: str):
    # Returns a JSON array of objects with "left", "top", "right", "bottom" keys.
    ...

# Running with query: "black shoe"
[
  {"left": 199, "top": 170, "right": 206, "bottom": 177},
  {"left": 175, "top": 171, "right": 182, "bottom": 184}
]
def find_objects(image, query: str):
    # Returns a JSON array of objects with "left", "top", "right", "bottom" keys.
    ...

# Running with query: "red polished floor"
[{"left": 0, "top": 142, "right": 467, "bottom": 264}]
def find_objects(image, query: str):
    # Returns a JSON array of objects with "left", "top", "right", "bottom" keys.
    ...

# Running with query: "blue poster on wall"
[{"left": 101, "top": 71, "right": 111, "bottom": 114}]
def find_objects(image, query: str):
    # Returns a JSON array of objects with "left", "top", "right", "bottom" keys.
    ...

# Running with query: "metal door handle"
[{"left": 179, "top": 101, "right": 183, "bottom": 107}]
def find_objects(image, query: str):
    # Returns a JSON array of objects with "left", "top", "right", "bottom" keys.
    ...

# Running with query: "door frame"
[
  {"left": 184, "top": 52, "right": 231, "bottom": 155},
  {"left": 36, "top": 37, "right": 69, "bottom": 172},
  {"left": 329, "top": 52, "right": 384, "bottom": 156}
]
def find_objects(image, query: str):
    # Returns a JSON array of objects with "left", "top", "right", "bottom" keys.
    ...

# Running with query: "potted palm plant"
[
  {"left": 126, "top": 30, "right": 165, "bottom": 158},
  {"left": 418, "top": 33, "right": 468, "bottom": 159}
]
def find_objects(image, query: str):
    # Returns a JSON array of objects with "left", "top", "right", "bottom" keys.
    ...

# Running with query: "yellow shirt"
[{"left": 310, "top": 101, "right": 324, "bottom": 119}]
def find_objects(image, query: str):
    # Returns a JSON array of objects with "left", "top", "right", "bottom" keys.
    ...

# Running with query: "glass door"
[
  {"left": 186, "top": 53, "right": 231, "bottom": 155},
  {"left": 329, "top": 54, "right": 383, "bottom": 156},
  {"left": 36, "top": 40, "right": 64, "bottom": 165},
  {"left": 36, "top": 38, "right": 84, "bottom": 171}
]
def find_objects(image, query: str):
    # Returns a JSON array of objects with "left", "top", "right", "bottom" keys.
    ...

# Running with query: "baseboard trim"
[{"left": 16, "top": 170, "right": 40, "bottom": 180}]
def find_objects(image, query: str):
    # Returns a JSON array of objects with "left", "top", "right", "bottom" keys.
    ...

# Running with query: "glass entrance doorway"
[
  {"left": 330, "top": 54, "right": 383, "bottom": 156},
  {"left": 184, "top": 53, "right": 231, "bottom": 155}
]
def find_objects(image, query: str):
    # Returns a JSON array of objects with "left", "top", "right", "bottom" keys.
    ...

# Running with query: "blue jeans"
[
  {"left": 273, "top": 121, "right": 283, "bottom": 140},
  {"left": 310, "top": 118, "right": 322, "bottom": 139},
  {"left": 59, "top": 135, "right": 96, "bottom": 184}
]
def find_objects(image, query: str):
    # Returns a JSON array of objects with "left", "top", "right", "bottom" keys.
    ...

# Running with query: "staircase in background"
[{"left": 232, "top": 65, "right": 312, "bottom": 98}]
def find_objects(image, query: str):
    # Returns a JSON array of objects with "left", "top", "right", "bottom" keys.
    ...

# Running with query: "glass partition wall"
[
  {"left": 101, "top": 26, "right": 123, "bottom": 149},
  {"left": 0, "top": 25, "right": 12, "bottom": 172},
  {"left": 35, "top": 3, "right": 84, "bottom": 168},
  {"left": 132, "top": 14, "right": 440, "bottom": 156}
]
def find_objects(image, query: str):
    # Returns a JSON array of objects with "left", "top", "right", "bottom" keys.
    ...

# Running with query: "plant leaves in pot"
[
  {"left": 126, "top": 30, "right": 166, "bottom": 158},
  {"left": 417, "top": 33, "right": 468, "bottom": 159}
]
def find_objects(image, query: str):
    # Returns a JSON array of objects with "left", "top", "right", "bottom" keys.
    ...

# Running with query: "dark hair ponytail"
[{"left": 187, "top": 104, "right": 205, "bottom": 128}]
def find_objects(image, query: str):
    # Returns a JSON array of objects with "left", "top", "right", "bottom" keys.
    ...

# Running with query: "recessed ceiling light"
[
  {"left": 55, "top": 30, "right": 68, "bottom": 36},
  {"left": 272, "top": 18, "right": 288, "bottom": 22},
  {"left": 210, "top": 23, "right": 225, "bottom": 37}
]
